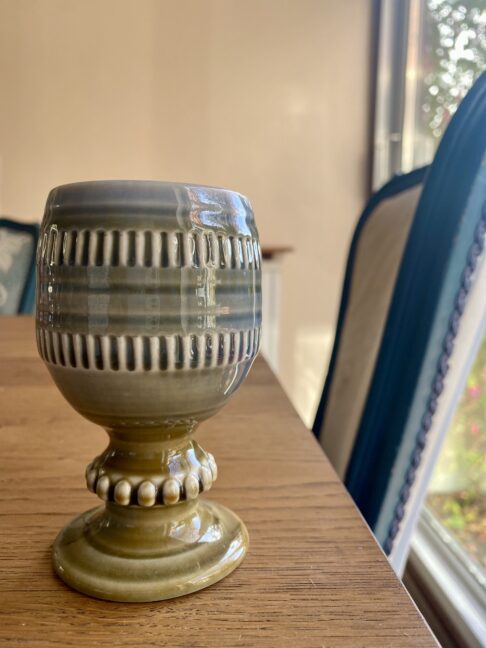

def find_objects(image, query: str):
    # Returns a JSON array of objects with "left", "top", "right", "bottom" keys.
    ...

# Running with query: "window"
[
  {"left": 427, "top": 334, "right": 486, "bottom": 587},
  {"left": 406, "top": 326, "right": 486, "bottom": 646},
  {"left": 374, "top": 0, "right": 486, "bottom": 643},
  {"left": 373, "top": 0, "right": 486, "bottom": 188}
]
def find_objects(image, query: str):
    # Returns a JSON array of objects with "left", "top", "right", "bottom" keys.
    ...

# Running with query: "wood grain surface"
[{"left": 0, "top": 317, "right": 436, "bottom": 647}]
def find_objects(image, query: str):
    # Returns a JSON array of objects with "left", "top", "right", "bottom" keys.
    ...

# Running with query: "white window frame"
[{"left": 406, "top": 510, "right": 486, "bottom": 646}]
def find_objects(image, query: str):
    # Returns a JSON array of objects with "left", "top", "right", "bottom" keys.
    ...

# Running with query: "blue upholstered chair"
[
  {"left": 313, "top": 73, "right": 486, "bottom": 572},
  {"left": 0, "top": 218, "right": 38, "bottom": 314}
]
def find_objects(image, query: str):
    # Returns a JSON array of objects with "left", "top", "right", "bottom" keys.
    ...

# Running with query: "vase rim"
[
  {"left": 46, "top": 179, "right": 249, "bottom": 209},
  {"left": 43, "top": 180, "right": 255, "bottom": 233},
  {"left": 49, "top": 178, "right": 247, "bottom": 194}
]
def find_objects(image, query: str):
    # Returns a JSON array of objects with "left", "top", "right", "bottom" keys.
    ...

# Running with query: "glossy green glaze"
[
  {"left": 36, "top": 180, "right": 261, "bottom": 601},
  {"left": 53, "top": 501, "right": 248, "bottom": 602}
]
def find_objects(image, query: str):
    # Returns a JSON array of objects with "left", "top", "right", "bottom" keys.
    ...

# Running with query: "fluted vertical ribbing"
[{"left": 39, "top": 226, "right": 261, "bottom": 270}]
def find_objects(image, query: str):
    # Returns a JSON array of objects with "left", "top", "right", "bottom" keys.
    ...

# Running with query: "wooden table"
[{"left": 0, "top": 317, "right": 436, "bottom": 647}]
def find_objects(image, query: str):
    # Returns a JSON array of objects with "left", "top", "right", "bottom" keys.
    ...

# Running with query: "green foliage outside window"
[
  {"left": 419, "top": 0, "right": 486, "bottom": 140},
  {"left": 428, "top": 334, "right": 486, "bottom": 570}
]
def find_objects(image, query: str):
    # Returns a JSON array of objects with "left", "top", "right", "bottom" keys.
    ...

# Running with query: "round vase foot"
[{"left": 53, "top": 500, "right": 248, "bottom": 602}]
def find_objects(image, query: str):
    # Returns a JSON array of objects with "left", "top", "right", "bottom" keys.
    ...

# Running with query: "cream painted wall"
[{"left": 0, "top": 0, "right": 372, "bottom": 425}]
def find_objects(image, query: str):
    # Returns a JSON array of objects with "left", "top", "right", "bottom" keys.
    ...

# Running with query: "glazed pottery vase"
[{"left": 35, "top": 180, "right": 262, "bottom": 602}]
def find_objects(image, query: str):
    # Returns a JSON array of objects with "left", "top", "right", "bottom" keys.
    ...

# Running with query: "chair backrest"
[
  {"left": 314, "top": 72, "right": 486, "bottom": 570},
  {"left": 314, "top": 168, "right": 426, "bottom": 478},
  {"left": 0, "top": 218, "right": 38, "bottom": 314}
]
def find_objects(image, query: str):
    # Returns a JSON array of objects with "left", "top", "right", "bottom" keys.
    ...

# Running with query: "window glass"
[
  {"left": 403, "top": 0, "right": 486, "bottom": 172},
  {"left": 427, "top": 333, "right": 486, "bottom": 583}
]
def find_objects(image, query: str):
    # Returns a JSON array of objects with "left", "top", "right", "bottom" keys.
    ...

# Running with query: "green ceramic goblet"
[{"left": 36, "top": 180, "right": 261, "bottom": 602}]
